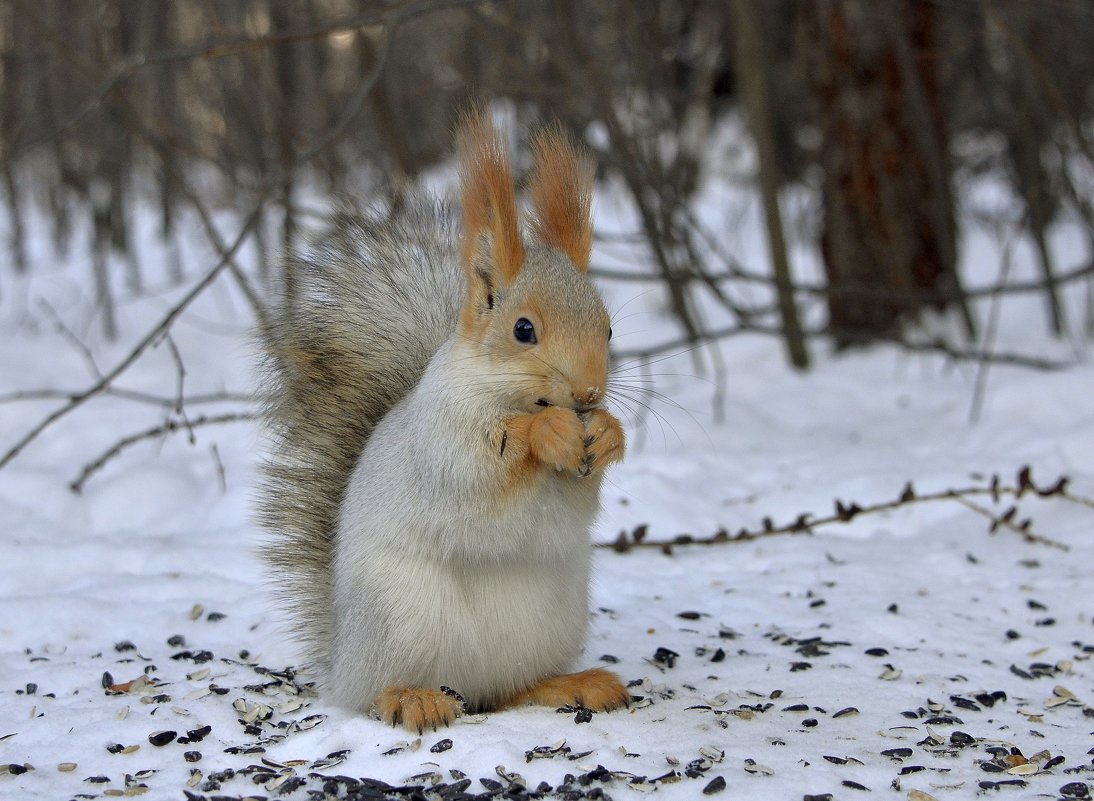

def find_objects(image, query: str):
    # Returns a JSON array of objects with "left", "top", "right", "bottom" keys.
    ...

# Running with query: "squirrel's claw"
[
  {"left": 577, "top": 409, "right": 625, "bottom": 477},
  {"left": 578, "top": 454, "right": 594, "bottom": 478},
  {"left": 376, "top": 685, "right": 464, "bottom": 734}
]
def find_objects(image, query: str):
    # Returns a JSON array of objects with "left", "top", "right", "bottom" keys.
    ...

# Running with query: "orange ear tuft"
[
  {"left": 528, "top": 124, "right": 594, "bottom": 272},
  {"left": 457, "top": 110, "right": 523, "bottom": 284}
]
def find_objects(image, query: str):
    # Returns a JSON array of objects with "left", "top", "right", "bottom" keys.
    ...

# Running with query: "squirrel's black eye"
[
  {"left": 608, "top": 326, "right": 613, "bottom": 341},
  {"left": 513, "top": 317, "right": 537, "bottom": 344}
]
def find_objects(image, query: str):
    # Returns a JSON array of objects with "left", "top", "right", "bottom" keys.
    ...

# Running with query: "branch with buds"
[{"left": 600, "top": 466, "right": 1089, "bottom": 554}]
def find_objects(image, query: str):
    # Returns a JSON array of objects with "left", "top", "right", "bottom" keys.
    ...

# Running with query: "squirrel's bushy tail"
[{"left": 257, "top": 199, "right": 464, "bottom": 667}]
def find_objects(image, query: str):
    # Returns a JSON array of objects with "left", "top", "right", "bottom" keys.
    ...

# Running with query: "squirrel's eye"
[
  {"left": 608, "top": 326, "right": 613, "bottom": 341},
  {"left": 513, "top": 317, "right": 537, "bottom": 344}
]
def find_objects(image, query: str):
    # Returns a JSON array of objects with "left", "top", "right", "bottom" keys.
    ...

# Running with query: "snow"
[{"left": 1, "top": 175, "right": 1093, "bottom": 801}]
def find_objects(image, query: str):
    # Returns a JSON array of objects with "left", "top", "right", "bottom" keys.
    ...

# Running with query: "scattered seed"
[
  {"left": 882, "top": 748, "right": 913, "bottom": 758},
  {"left": 185, "top": 725, "right": 211, "bottom": 743},
  {"left": 949, "top": 731, "right": 975, "bottom": 747},
  {"left": 1006, "top": 763, "right": 1040, "bottom": 775},
  {"left": 879, "top": 664, "right": 902, "bottom": 681},
  {"left": 148, "top": 731, "right": 176, "bottom": 747},
  {"left": 1059, "top": 782, "right": 1091, "bottom": 799},
  {"left": 907, "top": 791, "right": 939, "bottom": 801},
  {"left": 742, "top": 760, "right": 774, "bottom": 776},
  {"left": 57, "top": 763, "right": 77, "bottom": 772},
  {"left": 703, "top": 775, "right": 726, "bottom": 794},
  {"left": 430, "top": 738, "right": 453, "bottom": 753},
  {"left": 653, "top": 647, "right": 679, "bottom": 668},
  {"left": 833, "top": 707, "right": 859, "bottom": 718}
]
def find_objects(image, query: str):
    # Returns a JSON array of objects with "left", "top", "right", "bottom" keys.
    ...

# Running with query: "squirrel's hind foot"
[
  {"left": 375, "top": 686, "right": 464, "bottom": 734},
  {"left": 505, "top": 667, "right": 630, "bottom": 712}
]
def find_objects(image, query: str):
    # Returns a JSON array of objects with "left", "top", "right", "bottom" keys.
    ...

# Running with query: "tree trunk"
[
  {"left": 732, "top": 0, "right": 810, "bottom": 369},
  {"left": 800, "top": 0, "right": 970, "bottom": 347}
]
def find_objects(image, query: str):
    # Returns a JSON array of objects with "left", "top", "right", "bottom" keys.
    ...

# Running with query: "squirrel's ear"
[
  {"left": 528, "top": 124, "right": 593, "bottom": 272},
  {"left": 457, "top": 110, "right": 524, "bottom": 288}
]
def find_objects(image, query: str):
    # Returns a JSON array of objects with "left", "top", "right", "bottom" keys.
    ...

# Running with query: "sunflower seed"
[
  {"left": 1005, "top": 763, "right": 1039, "bottom": 775},
  {"left": 147, "top": 731, "right": 176, "bottom": 747},
  {"left": 907, "top": 791, "right": 939, "bottom": 801}
]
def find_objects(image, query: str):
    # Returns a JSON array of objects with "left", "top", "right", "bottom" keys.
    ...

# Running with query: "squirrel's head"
[{"left": 456, "top": 112, "right": 611, "bottom": 413}]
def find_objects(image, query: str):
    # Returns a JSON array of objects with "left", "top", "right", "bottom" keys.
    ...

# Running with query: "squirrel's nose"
[{"left": 573, "top": 386, "right": 602, "bottom": 407}]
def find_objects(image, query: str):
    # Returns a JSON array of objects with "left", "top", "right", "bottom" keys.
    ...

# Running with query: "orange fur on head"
[
  {"left": 457, "top": 110, "right": 523, "bottom": 284},
  {"left": 528, "top": 124, "right": 594, "bottom": 272}
]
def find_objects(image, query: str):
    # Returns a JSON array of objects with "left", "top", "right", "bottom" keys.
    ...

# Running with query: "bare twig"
[
  {"left": 0, "top": 387, "right": 253, "bottom": 407},
  {"left": 969, "top": 219, "right": 1019, "bottom": 423},
  {"left": 0, "top": 205, "right": 262, "bottom": 471},
  {"left": 2, "top": 0, "right": 483, "bottom": 169},
  {"left": 37, "top": 299, "right": 102, "bottom": 380},
  {"left": 70, "top": 411, "right": 255, "bottom": 494},
  {"left": 600, "top": 466, "right": 1086, "bottom": 554},
  {"left": 613, "top": 322, "right": 1074, "bottom": 370}
]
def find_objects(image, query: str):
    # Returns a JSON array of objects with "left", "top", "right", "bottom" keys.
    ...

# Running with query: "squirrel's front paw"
[
  {"left": 375, "top": 686, "right": 464, "bottom": 734},
  {"left": 578, "top": 408, "right": 625, "bottom": 477},
  {"left": 528, "top": 406, "right": 586, "bottom": 473}
]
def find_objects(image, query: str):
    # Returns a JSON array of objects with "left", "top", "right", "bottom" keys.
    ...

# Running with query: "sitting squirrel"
[{"left": 257, "top": 112, "right": 628, "bottom": 732}]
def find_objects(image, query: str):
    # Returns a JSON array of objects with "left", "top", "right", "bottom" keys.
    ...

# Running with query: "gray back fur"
[{"left": 257, "top": 197, "right": 464, "bottom": 667}]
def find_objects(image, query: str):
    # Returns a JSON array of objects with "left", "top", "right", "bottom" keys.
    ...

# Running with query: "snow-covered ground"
[{"left": 1, "top": 175, "right": 1092, "bottom": 801}]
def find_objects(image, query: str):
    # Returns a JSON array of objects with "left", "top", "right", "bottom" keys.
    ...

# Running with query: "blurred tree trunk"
[
  {"left": 800, "top": 0, "right": 974, "bottom": 346},
  {"left": 732, "top": 0, "right": 809, "bottom": 369}
]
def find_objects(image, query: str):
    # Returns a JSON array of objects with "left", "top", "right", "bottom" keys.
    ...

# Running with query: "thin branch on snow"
[
  {"left": 69, "top": 411, "right": 256, "bottom": 494},
  {"left": 0, "top": 205, "right": 263, "bottom": 472},
  {"left": 0, "top": 387, "right": 253, "bottom": 408},
  {"left": 613, "top": 324, "right": 1075, "bottom": 371},
  {"left": 600, "top": 466, "right": 1088, "bottom": 554}
]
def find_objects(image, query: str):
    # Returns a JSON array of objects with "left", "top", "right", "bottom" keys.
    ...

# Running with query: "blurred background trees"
[{"left": 1, "top": 0, "right": 1092, "bottom": 366}]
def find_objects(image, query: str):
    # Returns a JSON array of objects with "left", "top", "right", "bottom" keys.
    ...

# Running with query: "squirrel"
[{"left": 257, "top": 111, "right": 629, "bottom": 733}]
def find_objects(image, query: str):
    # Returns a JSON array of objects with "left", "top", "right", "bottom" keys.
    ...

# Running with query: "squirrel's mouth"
[{"left": 535, "top": 397, "right": 601, "bottom": 414}]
